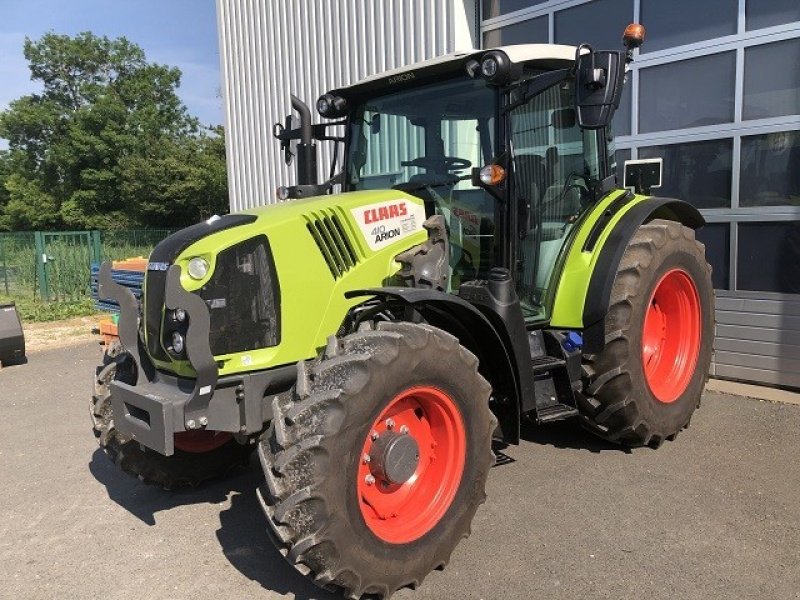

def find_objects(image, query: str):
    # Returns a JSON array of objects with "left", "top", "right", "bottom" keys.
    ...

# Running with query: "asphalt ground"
[{"left": 1, "top": 341, "right": 798, "bottom": 600}]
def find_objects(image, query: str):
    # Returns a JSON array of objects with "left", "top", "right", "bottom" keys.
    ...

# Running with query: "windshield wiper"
[{"left": 505, "top": 68, "right": 571, "bottom": 113}]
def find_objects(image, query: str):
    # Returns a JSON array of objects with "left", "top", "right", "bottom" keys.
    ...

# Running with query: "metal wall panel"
[
  {"left": 713, "top": 293, "right": 800, "bottom": 388},
  {"left": 216, "top": 0, "right": 478, "bottom": 212}
]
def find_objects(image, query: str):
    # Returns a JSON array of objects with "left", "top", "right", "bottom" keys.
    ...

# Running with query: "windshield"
[
  {"left": 510, "top": 76, "right": 602, "bottom": 320},
  {"left": 348, "top": 77, "right": 499, "bottom": 286}
]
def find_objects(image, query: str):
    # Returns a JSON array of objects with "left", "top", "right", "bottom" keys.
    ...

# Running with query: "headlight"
[
  {"left": 317, "top": 95, "right": 331, "bottom": 115},
  {"left": 316, "top": 93, "right": 347, "bottom": 118},
  {"left": 481, "top": 56, "right": 499, "bottom": 78},
  {"left": 172, "top": 308, "right": 187, "bottom": 323},
  {"left": 187, "top": 257, "right": 209, "bottom": 280},
  {"left": 171, "top": 332, "right": 185, "bottom": 355},
  {"left": 479, "top": 51, "right": 517, "bottom": 85}
]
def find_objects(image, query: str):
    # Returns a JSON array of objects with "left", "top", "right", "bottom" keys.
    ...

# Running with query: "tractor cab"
[{"left": 276, "top": 37, "right": 635, "bottom": 322}]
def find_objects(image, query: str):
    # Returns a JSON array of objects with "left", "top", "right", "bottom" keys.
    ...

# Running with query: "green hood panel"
[{"left": 156, "top": 190, "right": 428, "bottom": 377}]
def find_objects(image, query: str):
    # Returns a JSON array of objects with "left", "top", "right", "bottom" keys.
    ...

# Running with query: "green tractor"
[{"left": 92, "top": 24, "right": 713, "bottom": 599}]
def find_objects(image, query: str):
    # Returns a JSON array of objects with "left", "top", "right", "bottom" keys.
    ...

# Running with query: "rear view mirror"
[
  {"left": 273, "top": 115, "right": 300, "bottom": 165},
  {"left": 574, "top": 47, "right": 625, "bottom": 130},
  {"left": 623, "top": 158, "right": 663, "bottom": 195},
  {"left": 370, "top": 113, "right": 381, "bottom": 135},
  {"left": 284, "top": 115, "right": 299, "bottom": 165},
  {"left": 551, "top": 107, "right": 576, "bottom": 129}
]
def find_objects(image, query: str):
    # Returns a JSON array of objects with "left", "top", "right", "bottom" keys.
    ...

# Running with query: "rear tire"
[
  {"left": 257, "top": 322, "right": 496, "bottom": 599},
  {"left": 577, "top": 219, "right": 714, "bottom": 447},
  {"left": 91, "top": 340, "right": 254, "bottom": 488}
]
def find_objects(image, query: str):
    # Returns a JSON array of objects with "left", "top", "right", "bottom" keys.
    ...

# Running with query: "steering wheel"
[{"left": 400, "top": 156, "right": 472, "bottom": 171}]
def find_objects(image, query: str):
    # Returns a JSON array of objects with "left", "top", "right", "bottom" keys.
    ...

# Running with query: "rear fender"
[
  {"left": 580, "top": 197, "right": 704, "bottom": 352},
  {"left": 346, "top": 287, "right": 522, "bottom": 444}
]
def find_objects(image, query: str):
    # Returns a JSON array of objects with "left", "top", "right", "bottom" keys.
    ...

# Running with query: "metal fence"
[{"left": 0, "top": 229, "right": 172, "bottom": 302}]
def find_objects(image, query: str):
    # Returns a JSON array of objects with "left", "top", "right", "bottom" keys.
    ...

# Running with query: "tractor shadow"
[
  {"left": 518, "top": 419, "right": 631, "bottom": 454},
  {"left": 89, "top": 449, "right": 339, "bottom": 599}
]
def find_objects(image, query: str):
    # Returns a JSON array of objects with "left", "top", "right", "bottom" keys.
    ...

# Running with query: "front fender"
[
  {"left": 550, "top": 195, "right": 704, "bottom": 353},
  {"left": 346, "top": 287, "right": 522, "bottom": 443}
]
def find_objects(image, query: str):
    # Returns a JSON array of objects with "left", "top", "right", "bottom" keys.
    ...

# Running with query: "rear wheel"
[
  {"left": 577, "top": 219, "right": 714, "bottom": 447},
  {"left": 257, "top": 322, "right": 496, "bottom": 599},
  {"left": 91, "top": 340, "right": 254, "bottom": 488}
]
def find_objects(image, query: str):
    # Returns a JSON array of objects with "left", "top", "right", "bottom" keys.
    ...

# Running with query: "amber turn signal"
[
  {"left": 479, "top": 164, "right": 506, "bottom": 186},
  {"left": 623, "top": 23, "right": 646, "bottom": 50}
]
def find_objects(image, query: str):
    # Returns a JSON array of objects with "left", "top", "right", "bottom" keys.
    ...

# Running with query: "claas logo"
[{"left": 363, "top": 203, "right": 408, "bottom": 224}]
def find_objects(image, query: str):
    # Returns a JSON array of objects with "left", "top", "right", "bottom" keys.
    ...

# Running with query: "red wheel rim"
[
  {"left": 357, "top": 386, "right": 466, "bottom": 544},
  {"left": 174, "top": 431, "right": 232, "bottom": 453},
  {"left": 642, "top": 268, "right": 702, "bottom": 403}
]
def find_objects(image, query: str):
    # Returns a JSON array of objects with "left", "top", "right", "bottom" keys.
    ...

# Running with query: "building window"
[
  {"left": 737, "top": 222, "right": 800, "bottom": 294},
  {"left": 639, "top": 0, "right": 737, "bottom": 53},
  {"left": 745, "top": 0, "right": 800, "bottom": 31},
  {"left": 740, "top": 130, "right": 800, "bottom": 207},
  {"left": 482, "top": 0, "right": 546, "bottom": 20},
  {"left": 639, "top": 138, "right": 733, "bottom": 209},
  {"left": 696, "top": 223, "right": 730, "bottom": 290},
  {"left": 554, "top": 0, "right": 633, "bottom": 53},
  {"left": 483, "top": 16, "right": 548, "bottom": 46},
  {"left": 639, "top": 52, "right": 736, "bottom": 133},
  {"left": 743, "top": 38, "right": 800, "bottom": 121}
]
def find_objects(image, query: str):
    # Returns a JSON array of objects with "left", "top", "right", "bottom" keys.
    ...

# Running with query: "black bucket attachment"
[{"left": 0, "top": 302, "right": 26, "bottom": 366}]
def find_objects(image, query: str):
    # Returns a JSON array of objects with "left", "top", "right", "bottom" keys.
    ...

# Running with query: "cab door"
[{"left": 508, "top": 77, "right": 604, "bottom": 321}]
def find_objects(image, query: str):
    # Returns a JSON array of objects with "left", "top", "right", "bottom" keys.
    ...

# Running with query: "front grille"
[
  {"left": 197, "top": 235, "right": 280, "bottom": 356},
  {"left": 305, "top": 210, "right": 359, "bottom": 278},
  {"left": 144, "top": 213, "right": 258, "bottom": 362}
]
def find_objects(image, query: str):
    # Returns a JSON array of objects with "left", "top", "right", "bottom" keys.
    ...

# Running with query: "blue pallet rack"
[{"left": 90, "top": 263, "right": 145, "bottom": 313}]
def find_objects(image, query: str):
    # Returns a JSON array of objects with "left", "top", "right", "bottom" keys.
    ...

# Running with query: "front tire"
[
  {"left": 577, "top": 219, "right": 714, "bottom": 447},
  {"left": 91, "top": 340, "right": 255, "bottom": 488},
  {"left": 257, "top": 322, "right": 496, "bottom": 599}
]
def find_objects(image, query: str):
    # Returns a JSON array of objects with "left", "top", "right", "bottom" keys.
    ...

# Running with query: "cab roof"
[{"left": 331, "top": 44, "right": 579, "bottom": 100}]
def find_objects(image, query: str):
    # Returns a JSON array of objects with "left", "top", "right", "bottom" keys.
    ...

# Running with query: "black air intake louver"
[{"left": 305, "top": 210, "right": 360, "bottom": 278}]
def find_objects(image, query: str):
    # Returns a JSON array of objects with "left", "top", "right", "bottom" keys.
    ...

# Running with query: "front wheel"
[
  {"left": 577, "top": 219, "right": 714, "bottom": 447},
  {"left": 257, "top": 322, "right": 496, "bottom": 599}
]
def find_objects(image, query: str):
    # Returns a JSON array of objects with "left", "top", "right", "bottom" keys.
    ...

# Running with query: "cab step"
[
  {"left": 535, "top": 403, "right": 579, "bottom": 423},
  {"left": 530, "top": 355, "right": 566, "bottom": 372}
]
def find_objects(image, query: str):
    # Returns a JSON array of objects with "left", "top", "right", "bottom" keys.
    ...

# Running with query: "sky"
[{"left": 0, "top": 0, "right": 223, "bottom": 147}]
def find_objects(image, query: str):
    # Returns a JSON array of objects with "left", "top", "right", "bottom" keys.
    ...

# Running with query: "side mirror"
[
  {"left": 623, "top": 158, "right": 663, "bottom": 195},
  {"left": 574, "top": 47, "right": 626, "bottom": 130},
  {"left": 273, "top": 115, "right": 300, "bottom": 166},
  {"left": 369, "top": 113, "right": 381, "bottom": 135}
]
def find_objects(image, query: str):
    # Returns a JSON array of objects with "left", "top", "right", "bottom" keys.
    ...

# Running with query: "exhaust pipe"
[{"left": 290, "top": 94, "right": 318, "bottom": 186}]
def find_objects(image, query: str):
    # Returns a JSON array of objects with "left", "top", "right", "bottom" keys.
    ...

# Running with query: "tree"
[{"left": 0, "top": 32, "right": 228, "bottom": 231}]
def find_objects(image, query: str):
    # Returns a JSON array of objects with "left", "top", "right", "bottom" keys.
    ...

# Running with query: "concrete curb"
[{"left": 706, "top": 377, "right": 800, "bottom": 406}]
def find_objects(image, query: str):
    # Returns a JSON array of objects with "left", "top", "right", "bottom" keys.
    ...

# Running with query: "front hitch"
[{"left": 97, "top": 261, "right": 221, "bottom": 455}]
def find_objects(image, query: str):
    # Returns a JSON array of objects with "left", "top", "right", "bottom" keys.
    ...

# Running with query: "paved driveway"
[{"left": 1, "top": 342, "right": 798, "bottom": 600}]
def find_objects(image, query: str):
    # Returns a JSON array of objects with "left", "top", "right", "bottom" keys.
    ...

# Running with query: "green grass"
[{"left": 0, "top": 294, "right": 99, "bottom": 322}]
